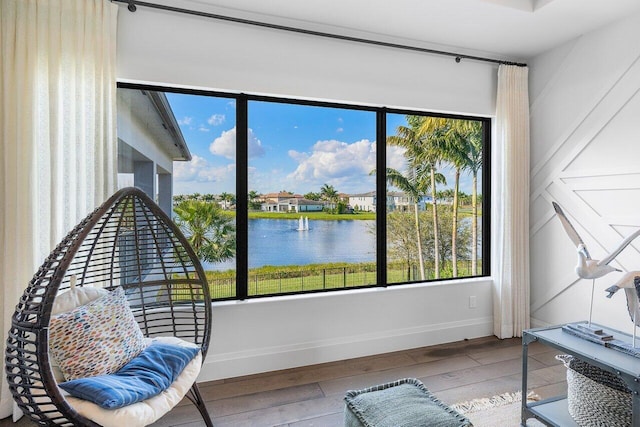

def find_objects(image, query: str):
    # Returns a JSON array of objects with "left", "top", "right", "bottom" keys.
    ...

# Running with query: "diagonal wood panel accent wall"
[{"left": 529, "top": 13, "right": 640, "bottom": 329}]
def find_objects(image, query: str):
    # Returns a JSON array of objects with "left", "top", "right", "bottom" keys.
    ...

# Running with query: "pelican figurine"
[
  {"left": 605, "top": 272, "right": 640, "bottom": 346},
  {"left": 552, "top": 201, "right": 640, "bottom": 325}
]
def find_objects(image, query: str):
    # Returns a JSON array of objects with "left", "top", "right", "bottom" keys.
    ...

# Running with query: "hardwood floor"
[
  {"left": 1, "top": 336, "right": 567, "bottom": 427},
  {"left": 158, "top": 336, "right": 566, "bottom": 427}
]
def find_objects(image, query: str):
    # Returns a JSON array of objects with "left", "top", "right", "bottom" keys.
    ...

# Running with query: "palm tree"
[
  {"left": 248, "top": 190, "right": 261, "bottom": 210},
  {"left": 219, "top": 192, "right": 235, "bottom": 210},
  {"left": 320, "top": 183, "right": 339, "bottom": 212},
  {"left": 304, "top": 191, "right": 321, "bottom": 201},
  {"left": 436, "top": 189, "right": 456, "bottom": 202},
  {"left": 463, "top": 124, "right": 483, "bottom": 275},
  {"left": 458, "top": 192, "right": 472, "bottom": 206},
  {"left": 433, "top": 119, "right": 477, "bottom": 277},
  {"left": 173, "top": 200, "right": 236, "bottom": 263},
  {"left": 412, "top": 116, "right": 451, "bottom": 279},
  {"left": 419, "top": 160, "right": 446, "bottom": 279},
  {"left": 375, "top": 167, "right": 426, "bottom": 280},
  {"left": 387, "top": 119, "right": 447, "bottom": 280},
  {"left": 419, "top": 118, "right": 483, "bottom": 277},
  {"left": 201, "top": 193, "right": 216, "bottom": 203}
]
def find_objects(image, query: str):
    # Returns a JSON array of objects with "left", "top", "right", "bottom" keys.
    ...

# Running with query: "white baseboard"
[
  {"left": 198, "top": 316, "right": 493, "bottom": 382},
  {"left": 530, "top": 317, "right": 553, "bottom": 329}
]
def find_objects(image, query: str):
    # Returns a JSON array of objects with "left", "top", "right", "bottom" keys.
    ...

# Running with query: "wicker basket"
[{"left": 557, "top": 355, "right": 632, "bottom": 427}]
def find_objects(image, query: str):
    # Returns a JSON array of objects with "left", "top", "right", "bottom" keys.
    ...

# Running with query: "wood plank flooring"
[{"left": 1, "top": 336, "right": 567, "bottom": 427}]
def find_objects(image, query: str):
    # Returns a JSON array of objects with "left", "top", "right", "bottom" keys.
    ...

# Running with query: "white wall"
[
  {"left": 116, "top": 2, "right": 497, "bottom": 117},
  {"left": 115, "top": 1, "right": 498, "bottom": 381},
  {"left": 205, "top": 280, "right": 492, "bottom": 381},
  {"left": 529, "top": 11, "right": 640, "bottom": 332}
]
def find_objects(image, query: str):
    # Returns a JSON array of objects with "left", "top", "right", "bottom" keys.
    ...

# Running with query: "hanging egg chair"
[{"left": 5, "top": 187, "right": 213, "bottom": 426}]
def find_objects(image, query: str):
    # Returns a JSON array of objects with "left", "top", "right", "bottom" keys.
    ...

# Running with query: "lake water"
[{"left": 203, "top": 218, "right": 376, "bottom": 271}]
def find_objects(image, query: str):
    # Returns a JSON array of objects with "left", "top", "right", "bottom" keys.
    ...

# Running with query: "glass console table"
[{"left": 522, "top": 323, "right": 640, "bottom": 426}]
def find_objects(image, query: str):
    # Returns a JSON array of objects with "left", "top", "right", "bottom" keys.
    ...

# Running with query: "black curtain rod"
[{"left": 115, "top": 0, "right": 527, "bottom": 67}]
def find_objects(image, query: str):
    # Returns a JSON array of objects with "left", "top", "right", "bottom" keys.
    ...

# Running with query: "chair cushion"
[
  {"left": 52, "top": 285, "right": 110, "bottom": 315},
  {"left": 58, "top": 342, "right": 200, "bottom": 409},
  {"left": 344, "top": 378, "right": 471, "bottom": 427},
  {"left": 64, "top": 336, "right": 202, "bottom": 427},
  {"left": 49, "top": 287, "right": 147, "bottom": 381}
]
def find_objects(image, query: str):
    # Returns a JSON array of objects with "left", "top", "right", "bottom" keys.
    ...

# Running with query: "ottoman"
[{"left": 344, "top": 378, "right": 472, "bottom": 427}]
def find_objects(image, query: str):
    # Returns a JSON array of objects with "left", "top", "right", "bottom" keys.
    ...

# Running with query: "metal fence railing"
[{"left": 202, "top": 259, "right": 483, "bottom": 300}]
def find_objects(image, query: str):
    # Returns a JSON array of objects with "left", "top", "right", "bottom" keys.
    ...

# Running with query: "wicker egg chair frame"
[{"left": 5, "top": 187, "right": 213, "bottom": 426}]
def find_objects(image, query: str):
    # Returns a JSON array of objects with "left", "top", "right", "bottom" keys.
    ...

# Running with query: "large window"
[{"left": 117, "top": 84, "right": 490, "bottom": 301}]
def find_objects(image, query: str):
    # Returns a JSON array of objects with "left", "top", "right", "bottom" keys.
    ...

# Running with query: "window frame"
[{"left": 117, "top": 82, "right": 491, "bottom": 301}]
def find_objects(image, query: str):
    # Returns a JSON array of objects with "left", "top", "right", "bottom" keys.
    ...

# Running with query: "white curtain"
[
  {"left": 493, "top": 64, "right": 530, "bottom": 339},
  {"left": 0, "top": 0, "right": 118, "bottom": 418}
]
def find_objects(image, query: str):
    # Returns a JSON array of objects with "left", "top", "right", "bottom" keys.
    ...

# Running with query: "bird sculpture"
[
  {"left": 605, "top": 271, "right": 640, "bottom": 313},
  {"left": 552, "top": 201, "right": 640, "bottom": 326},
  {"left": 605, "top": 272, "right": 640, "bottom": 346},
  {"left": 552, "top": 202, "right": 640, "bottom": 279}
]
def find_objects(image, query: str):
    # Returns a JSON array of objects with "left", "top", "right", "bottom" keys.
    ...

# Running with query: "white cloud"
[
  {"left": 247, "top": 129, "right": 266, "bottom": 158},
  {"left": 178, "top": 116, "right": 193, "bottom": 126},
  {"left": 198, "top": 126, "right": 210, "bottom": 132},
  {"left": 209, "top": 127, "right": 265, "bottom": 159},
  {"left": 386, "top": 145, "right": 407, "bottom": 171},
  {"left": 336, "top": 127, "right": 344, "bottom": 133},
  {"left": 173, "top": 155, "right": 207, "bottom": 181},
  {"left": 207, "top": 114, "right": 225, "bottom": 126},
  {"left": 210, "top": 129, "right": 235, "bottom": 159},
  {"left": 173, "top": 155, "right": 234, "bottom": 183},
  {"left": 287, "top": 139, "right": 377, "bottom": 184}
]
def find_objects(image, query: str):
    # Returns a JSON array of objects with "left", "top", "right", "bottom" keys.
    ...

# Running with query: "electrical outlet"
[{"left": 469, "top": 295, "right": 477, "bottom": 309}]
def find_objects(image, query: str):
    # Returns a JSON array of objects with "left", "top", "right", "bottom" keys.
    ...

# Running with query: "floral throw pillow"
[{"left": 49, "top": 287, "right": 147, "bottom": 381}]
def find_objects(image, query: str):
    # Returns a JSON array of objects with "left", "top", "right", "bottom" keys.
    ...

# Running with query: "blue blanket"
[{"left": 59, "top": 342, "right": 200, "bottom": 409}]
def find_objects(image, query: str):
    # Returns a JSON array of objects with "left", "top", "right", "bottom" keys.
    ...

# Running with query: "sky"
[{"left": 167, "top": 92, "right": 478, "bottom": 197}]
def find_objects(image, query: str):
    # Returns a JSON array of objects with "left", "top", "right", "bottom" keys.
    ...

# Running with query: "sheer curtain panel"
[
  {"left": 493, "top": 65, "right": 531, "bottom": 339},
  {"left": 0, "top": 0, "right": 118, "bottom": 418}
]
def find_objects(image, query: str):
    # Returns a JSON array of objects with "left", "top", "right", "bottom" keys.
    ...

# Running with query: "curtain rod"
[{"left": 115, "top": 0, "right": 527, "bottom": 67}]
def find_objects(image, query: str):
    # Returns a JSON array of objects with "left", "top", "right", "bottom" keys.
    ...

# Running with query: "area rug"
[{"left": 452, "top": 391, "right": 546, "bottom": 426}]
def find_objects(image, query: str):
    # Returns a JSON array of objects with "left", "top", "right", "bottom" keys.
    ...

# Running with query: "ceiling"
[{"left": 167, "top": 0, "right": 640, "bottom": 61}]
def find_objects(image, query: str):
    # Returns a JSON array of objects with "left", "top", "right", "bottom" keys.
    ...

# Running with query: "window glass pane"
[
  {"left": 169, "top": 93, "right": 237, "bottom": 299},
  {"left": 386, "top": 114, "right": 484, "bottom": 283},
  {"left": 118, "top": 84, "right": 489, "bottom": 301},
  {"left": 117, "top": 87, "right": 237, "bottom": 299},
  {"left": 247, "top": 101, "right": 376, "bottom": 296}
]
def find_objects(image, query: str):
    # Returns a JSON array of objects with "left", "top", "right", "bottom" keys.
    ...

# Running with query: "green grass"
[
  {"left": 247, "top": 206, "right": 480, "bottom": 221},
  {"left": 248, "top": 211, "right": 375, "bottom": 220},
  {"left": 202, "top": 260, "right": 483, "bottom": 300},
  {"left": 218, "top": 205, "right": 481, "bottom": 221},
  {"left": 457, "top": 206, "right": 482, "bottom": 216}
]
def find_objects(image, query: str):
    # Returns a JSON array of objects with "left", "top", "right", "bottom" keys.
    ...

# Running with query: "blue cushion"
[{"left": 58, "top": 343, "right": 200, "bottom": 409}]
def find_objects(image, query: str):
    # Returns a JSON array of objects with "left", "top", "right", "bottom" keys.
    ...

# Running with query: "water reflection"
[{"left": 203, "top": 218, "right": 376, "bottom": 271}]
